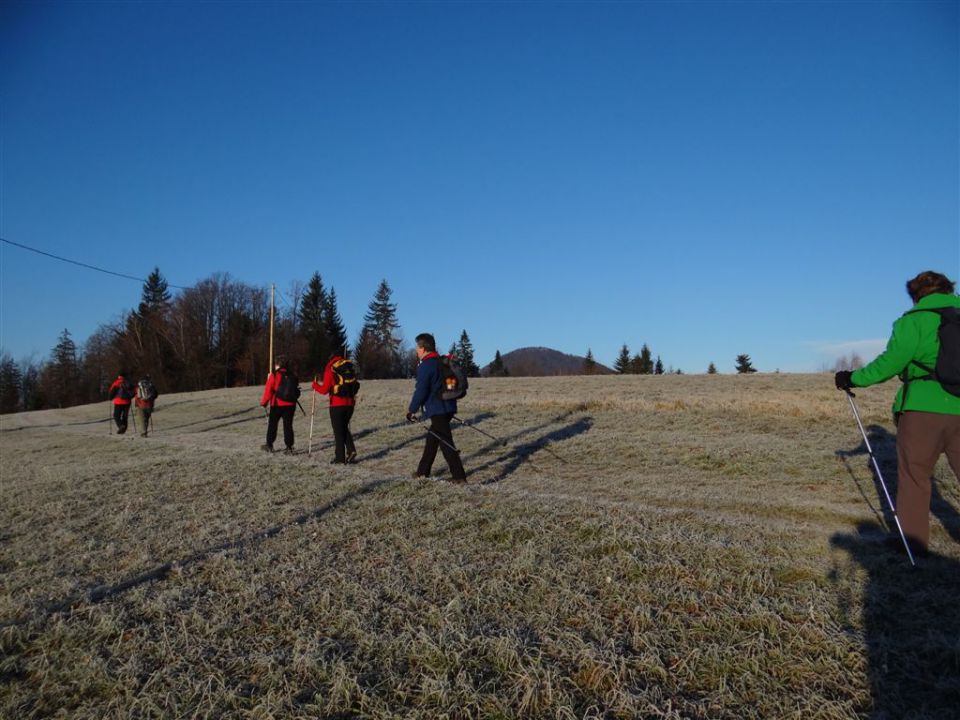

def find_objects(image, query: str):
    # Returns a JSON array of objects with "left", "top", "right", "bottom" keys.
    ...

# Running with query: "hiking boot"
[
  {"left": 346, "top": 451, "right": 357, "bottom": 464},
  {"left": 140, "top": 433, "right": 148, "bottom": 438},
  {"left": 330, "top": 458, "right": 345, "bottom": 465},
  {"left": 448, "top": 476, "right": 467, "bottom": 485},
  {"left": 284, "top": 447, "right": 295, "bottom": 455},
  {"left": 411, "top": 472, "right": 428, "bottom": 479},
  {"left": 261, "top": 443, "right": 274, "bottom": 453}
]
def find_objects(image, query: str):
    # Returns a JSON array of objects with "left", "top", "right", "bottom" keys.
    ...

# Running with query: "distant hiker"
[
  {"left": 835, "top": 270, "right": 960, "bottom": 555},
  {"left": 312, "top": 355, "right": 359, "bottom": 464},
  {"left": 260, "top": 356, "right": 299, "bottom": 454},
  {"left": 107, "top": 372, "right": 134, "bottom": 434},
  {"left": 407, "top": 333, "right": 467, "bottom": 483},
  {"left": 134, "top": 375, "right": 159, "bottom": 437}
]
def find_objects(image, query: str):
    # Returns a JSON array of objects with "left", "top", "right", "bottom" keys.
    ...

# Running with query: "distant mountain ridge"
[{"left": 482, "top": 346, "right": 615, "bottom": 377}]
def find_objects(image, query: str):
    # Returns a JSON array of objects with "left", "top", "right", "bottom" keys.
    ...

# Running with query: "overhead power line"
[{"left": 0, "top": 237, "right": 188, "bottom": 290}]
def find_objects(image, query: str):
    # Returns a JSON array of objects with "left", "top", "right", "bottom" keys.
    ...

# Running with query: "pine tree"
[
  {"left": 457, "top": 330, "right": 480, "bottom": 377},
  {"left": 355, "top": 280, "right": 404, "bottom": 378},
  {"left": 323, "top": 288, "right": 349, "bottom": 358},
  {"left": 138, "top": 267, "right": 171, "bottom": 316},
  {"left": 629, "top": 353, "right": 642, "bottom": 374},
  {"left": 638, "top": 344, "right": 654, "bottom": 374},
  {"left": 583, "top": 349, "right": 596, "bottom": 375},
  {"left": 298, "top": 272, "right": 330, "bottom": 372},
  {"left": 654, "top": 356, "right": 664, "bottom": 375},
  {"left": 614, "top": 344, "right": 631, "bottom": 374},
  {"left": 707, "top": 362, "right": 717, "bottom": 374},
  {"left": 48, "top": 329, "right": 80, "bottom": 407},
  {"left": 488, "top": 350, "right": 508, "bottom": 377},
  {"left": 735, "top": 354, "right": 757, "bottom": 374},
  {"left": 0, "top": 354, "right": 22, "bottom": 414}
]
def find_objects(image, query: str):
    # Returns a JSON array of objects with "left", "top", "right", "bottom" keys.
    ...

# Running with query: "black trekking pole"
[
  {"left": 452, "top": 415, "right": 569, "bottom": 465},
  {"left": 296, "top": 400, "right": 307, "bottom": 417},
  {"left": 407, "top": 417, "right": 460, "bottom": 455},
  {"left": 843, "top": 389, "right": 916, "bottom": 566}
]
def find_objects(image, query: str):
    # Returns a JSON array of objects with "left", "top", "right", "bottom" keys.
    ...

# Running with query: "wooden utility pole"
[{"left": 268, "top": 284, "right": 275, "bottom": 376}]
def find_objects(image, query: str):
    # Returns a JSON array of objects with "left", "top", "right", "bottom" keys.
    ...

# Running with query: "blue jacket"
[{"left": 409, "top": 353, "right": 458, "bottom": 418}]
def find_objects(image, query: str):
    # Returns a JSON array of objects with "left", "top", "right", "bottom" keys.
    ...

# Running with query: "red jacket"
[
  {"left": 312, "top": 356, "right": 355, "bottom": 407},
  {"left": 108, "top": 376, "right": 133, "bottom": 406},
  {"left": 260, "top": 369, "right": 298, "bottom": 408}
]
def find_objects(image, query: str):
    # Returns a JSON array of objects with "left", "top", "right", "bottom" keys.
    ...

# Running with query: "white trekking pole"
[
  {"left": 308, "top": 384, "right": 317, "bottom": 455},
  {"left": 844, "top": 389, "right": 915, "bottom": 566}
]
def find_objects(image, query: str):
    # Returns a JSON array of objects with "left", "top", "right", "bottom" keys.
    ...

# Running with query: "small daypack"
[
  {"left": 115, "top": 380, "right": 134, "bottom": 401},
  {"left": 330, "top": 359, "right": 359, "bottom": 398},
  {"left": 137, "top": 379, "right": 158, "bottom": 402},
  {"left": 437, "top": 354, "right": 468, "bottom": 401},
  {"left": 275, "top": 371, "right": 301, "bottom": 403},
  {"left": 903, "top": 307, "right": 960, "bottom": 397}
]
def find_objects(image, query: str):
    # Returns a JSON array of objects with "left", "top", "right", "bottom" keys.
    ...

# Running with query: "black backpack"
[
  {"left": 903, "top": 306, "right": 960, "bottom": 397},
  {"left": 275, "top": 371, "right": 301, "bottom": 403},
  {"left": 137, "top": 379, "right": 158, "bottom": 402},
  {"left": 115, "top": 380, "right": 134, "bottom": 401},
  {"left": 437, "top": 355, "right": 468, "bottom": 401},
  {"left": 330, "top": 359, "right": 359, "bottom": 398}
]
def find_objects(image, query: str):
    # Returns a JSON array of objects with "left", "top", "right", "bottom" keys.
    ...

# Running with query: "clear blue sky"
[{"left": 2, "top": 1, "right": 957, "bottom": 373}]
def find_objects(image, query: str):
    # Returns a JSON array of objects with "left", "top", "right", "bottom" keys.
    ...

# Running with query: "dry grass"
[{"left": 1, "top": 374, "right": 958, "bottom": 719}]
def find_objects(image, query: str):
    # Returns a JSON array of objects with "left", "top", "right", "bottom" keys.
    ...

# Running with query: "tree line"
[{"left": 0, "top": 269, "right": 484, "bottom": 413}]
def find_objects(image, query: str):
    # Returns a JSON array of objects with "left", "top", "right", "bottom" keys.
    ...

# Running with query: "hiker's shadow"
[
  {"left": 471, "top": 416, "right": 593, "bottom": 485},
  {"left": 836, "top": 424, "right": 960, "bottom": 545},
  {"left": 359, "top": 412, "right": 498, "bottom": 463},
  {"left": 831, "top": 523, "right": 960, "bottom": 719}
]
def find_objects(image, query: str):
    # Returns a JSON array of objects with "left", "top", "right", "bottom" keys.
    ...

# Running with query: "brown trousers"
[{"left": 896, "top": 411, "right": 960, "bottom": 548}]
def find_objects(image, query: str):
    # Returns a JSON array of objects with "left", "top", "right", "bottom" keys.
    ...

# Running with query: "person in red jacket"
[
  {"left": 107, "top": 372, "right": 134, "bottom": 434},
  {"left": 312, "top": 355, "right": 358, "bottom": 464},
  {"left": 260, "top": 356, "right": 299, "bottom": 454}
]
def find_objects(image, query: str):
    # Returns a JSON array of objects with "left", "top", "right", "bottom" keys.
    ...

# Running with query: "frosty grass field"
[{"left": 1, "top": 374, "right": 958, "bottom": 719}]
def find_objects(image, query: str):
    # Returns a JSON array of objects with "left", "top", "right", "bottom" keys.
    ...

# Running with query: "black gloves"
[
  {"left": 834, "top": 370, "right": 854, "bottom": 391},
  {"left": 406, "top": 412, "right": 416, "bottom": 422}
]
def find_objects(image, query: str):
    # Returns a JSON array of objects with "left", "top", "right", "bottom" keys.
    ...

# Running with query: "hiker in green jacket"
[{"left": 835, "top": 270, "right": 960, "bottom": 554}]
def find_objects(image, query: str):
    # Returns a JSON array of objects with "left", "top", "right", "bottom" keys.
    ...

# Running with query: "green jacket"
[{"left": 851, "top": 292, "right": 960, "bottom": 416}]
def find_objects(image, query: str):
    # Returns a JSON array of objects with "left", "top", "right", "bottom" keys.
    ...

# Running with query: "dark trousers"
[
  {"left": 266, "top": 405, "right": 295, "bottom": 449},
  {"left": 417, "top": 413, "right": 466, "bottom": 479},
  {"left": 113, "top": 403, "right": 130, "bottom": 433},
  {"left": 329, "top": 406, "right": 356, "bottom": 462}
]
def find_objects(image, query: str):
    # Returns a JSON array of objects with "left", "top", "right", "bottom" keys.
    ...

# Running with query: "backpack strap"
[
  {"left": 897, "top": 307, "right": 955, "bottom": 412},
  {"left": 901, "top": 307, "right": 945, "bottom": 380}
]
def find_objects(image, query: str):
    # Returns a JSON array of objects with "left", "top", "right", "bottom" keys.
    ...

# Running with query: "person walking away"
[
  {"left": 134, "top": 375, "right": 159, "bottom": 437},
  {"left": 407, "top": 333, "right": 467, "bottom": 483},
  {"left": 261, "top": 356, "right": 299, "bottom": 454},
  {"left": 835, "top": 270, "right": 960, "bottom": 555},
  {"left": 312, "top": 355, "right": 360, "bottom": 464},
  {"left": 107, "top": 372, "right": 134, "bottom": 434}
]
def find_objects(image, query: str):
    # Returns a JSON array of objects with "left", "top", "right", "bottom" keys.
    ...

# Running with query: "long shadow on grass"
[
  {"left": 0, "top": 477, "right": 395, "bottom": 629},
  {"left": 358, "top": 412, "right": 497, "bottom": 463},
  {"left": 837, "top": 425, "right": 960, "bottom": 544},
  {"left": 831, "top": 523, "right": 960, "bottom": 719},
  {"left": 471, "top": 416, "right": 593, "bottom": 485},
  {"left": 161, "top": 406, "right": 261, "bottom": 431}
]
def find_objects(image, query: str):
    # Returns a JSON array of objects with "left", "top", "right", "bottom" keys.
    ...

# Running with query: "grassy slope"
[{"left": 1, "top": 375, "right": 958, "bottom": 719}]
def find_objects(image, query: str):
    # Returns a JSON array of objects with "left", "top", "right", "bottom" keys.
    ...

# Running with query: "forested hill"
[{"left": 482, "top": 347, "right": 614, "bottom": 376}]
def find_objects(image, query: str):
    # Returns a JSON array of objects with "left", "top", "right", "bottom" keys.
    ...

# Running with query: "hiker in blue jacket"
[{"left": 407, "top": 333, "right": 467, "bottom": 483}]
